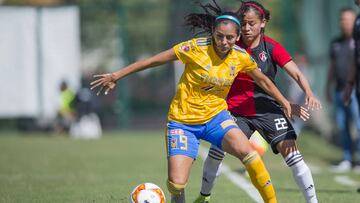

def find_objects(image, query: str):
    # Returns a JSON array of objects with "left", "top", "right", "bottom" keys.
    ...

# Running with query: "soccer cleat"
[
  {"left": 330, "top": 160, "right": 351, "bottom": 173},
  {"left": 193, "top": 194, "right": 211, "bottom": 203}
]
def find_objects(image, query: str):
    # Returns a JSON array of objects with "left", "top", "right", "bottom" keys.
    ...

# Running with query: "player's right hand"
[
  {"left": 290, "top": 103, "right": 310, "bottom": 121},
  {"left": 305, "top": 94, "right": 322, "bottom": 111},
  {"left": 90, "top": 73, "right": 117, "bottom": 96}
]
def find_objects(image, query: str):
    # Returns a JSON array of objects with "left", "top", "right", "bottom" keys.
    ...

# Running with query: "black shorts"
[{"left": 232, "top": 110, "right": 297, "bottom": 154}]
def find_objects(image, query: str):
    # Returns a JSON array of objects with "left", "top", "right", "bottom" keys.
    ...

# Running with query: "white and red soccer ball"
[{"left": 130, "top": 183, "right": 166, "bottom": 203}]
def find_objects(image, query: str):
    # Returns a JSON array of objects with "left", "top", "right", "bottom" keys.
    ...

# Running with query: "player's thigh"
[
  {"left": 203, "top": 111, "right": 239, "bottom": 149},
  {"left": 166, "top": 121, "right": 201, "bottom": 184},
  {"left": 252, "top": 112, "right": 297, "bottom": 154},
  {"left": 234, "top": 116, "right": 254, "bottom": 139},
  {"left": 168, "top": 155, "right": 194, "bottom": 184},
  {"left": 207, "top": 116, "right": 253, "bottom": 158},
  {"left": 221, "top": 128, "right": 253, "bottom": 160}
]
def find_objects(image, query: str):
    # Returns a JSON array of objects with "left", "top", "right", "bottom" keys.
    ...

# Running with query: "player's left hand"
[
  {"left": 290, "top": 103, "right": 310, "bottom": 121},
  {"left": 305, "top": 94, "right": 322, "bottom": 111},
  {"left": 90, "top": 73, "right": 117, "bottom": 95}
]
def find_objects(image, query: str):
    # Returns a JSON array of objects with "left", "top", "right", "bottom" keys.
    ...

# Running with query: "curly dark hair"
[{"left": 184, "top": 0, "right": 240, "bottom": 36}]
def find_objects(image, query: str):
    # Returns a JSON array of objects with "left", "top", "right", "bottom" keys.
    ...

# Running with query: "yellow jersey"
[{"left": 168, "top": 37, "right": 257, "bottom": 124}]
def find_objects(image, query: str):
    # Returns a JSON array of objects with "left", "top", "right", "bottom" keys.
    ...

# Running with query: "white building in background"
[{"left": 0, "top": 6, "right": 81, "bottom": 120}]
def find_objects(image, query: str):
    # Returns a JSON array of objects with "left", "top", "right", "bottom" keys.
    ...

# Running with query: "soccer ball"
[
  {"left": 130, "top": 183, "right": 166, "bottom": 203},
  {"left": 249, "top": 131, "right": 269, "bottom": 156}
]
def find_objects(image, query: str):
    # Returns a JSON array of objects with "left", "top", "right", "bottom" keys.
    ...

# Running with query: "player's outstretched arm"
[
  {"left": 283, "top": 61, "right": 322, "bottom": 111},
  {"left": 90, "top": 48, "right": 177, "bottom": 95},
  {"left": 247, "top": 68, "right": 310, "bottom": 121}
]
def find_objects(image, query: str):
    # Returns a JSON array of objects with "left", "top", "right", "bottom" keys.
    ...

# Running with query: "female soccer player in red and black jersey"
[{"left": 195, "top": 1, "right": 322, "bottom": 203}]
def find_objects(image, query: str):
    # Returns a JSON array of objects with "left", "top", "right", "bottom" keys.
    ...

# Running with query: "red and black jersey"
[{"left": 227, "top": 35, "right": 292, "bottom": 116}]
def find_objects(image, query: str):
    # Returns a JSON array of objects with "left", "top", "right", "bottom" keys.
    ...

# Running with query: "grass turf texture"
[{"left": 0, "top": 131, "right": 359, "bottom": 202}]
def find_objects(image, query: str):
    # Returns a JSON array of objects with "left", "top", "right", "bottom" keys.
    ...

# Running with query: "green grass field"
[{"left": 0, "top": 130, "right": 359, "bottom": 203}]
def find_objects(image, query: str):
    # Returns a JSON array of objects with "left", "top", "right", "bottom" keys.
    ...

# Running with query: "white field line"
[
  {"left": 198, "top": 146, "right": 263, "bottom": 203},
  {"left": 334, "top": 175, "right": 360, "bottom": 187}
]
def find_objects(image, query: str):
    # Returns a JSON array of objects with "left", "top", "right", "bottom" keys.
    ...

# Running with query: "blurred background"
[{"left": 0, "top": 0, "right": 358, "bottom": 136}]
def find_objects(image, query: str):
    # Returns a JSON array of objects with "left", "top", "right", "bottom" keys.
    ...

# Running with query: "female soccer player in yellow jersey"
[{"left": 90, "top": 1, "right": 308, "bottom": 203}]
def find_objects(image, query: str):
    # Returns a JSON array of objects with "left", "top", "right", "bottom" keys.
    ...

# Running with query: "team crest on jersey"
[
  {"left": 180, "top": 43, "right": 190, "bottom": 52},
  {"left": 170, "top": 137, "right": 177, "bottom": 149},
  {"left": 259, "top": 51, "right": 268, "bottom": 62},
  {"left": 179, "top": 41, "right": 195, "bottom": 52}
]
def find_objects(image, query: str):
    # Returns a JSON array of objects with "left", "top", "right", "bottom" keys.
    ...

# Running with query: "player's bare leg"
[
  {"left": 222, "top": 128, "right": 277, "bottom": 203},
  {"left": 277, "top": 139, "right": 317, "bottom": 203},
  {"left": 168, "top": 155, "right": 193, "bottom": 203}
]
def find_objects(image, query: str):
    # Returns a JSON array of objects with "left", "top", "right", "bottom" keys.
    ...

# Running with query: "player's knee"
[
  {"left": 233, "top": 144, "right": 255, "bottom": 160},
  {"left": 223, "top": 139, "right": 253, "bottom": 159},
  {"left": 222, "top": 129, "right": 253, "bottom": 158},
  {"left": 276, "top": 140, "right": 297, "bottom": 157},
  {"left": 166, "top": 179, "right": 186, "bottom": 195}
]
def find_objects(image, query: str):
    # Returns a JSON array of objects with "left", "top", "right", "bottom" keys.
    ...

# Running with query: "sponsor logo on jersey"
[
  {"left": 259, "top": 51, "right": 268, "bottom": 62},
  {"left": 170, "top": 129, "right": 184, "bottom": 135},
  {"left": 200, "top": 73, "right": 233, "bottom": 86}
]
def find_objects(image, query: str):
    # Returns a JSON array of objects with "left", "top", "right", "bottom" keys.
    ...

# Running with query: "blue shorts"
[{"left": 166, "top": 111, "right": 238, "bottom": 159}]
